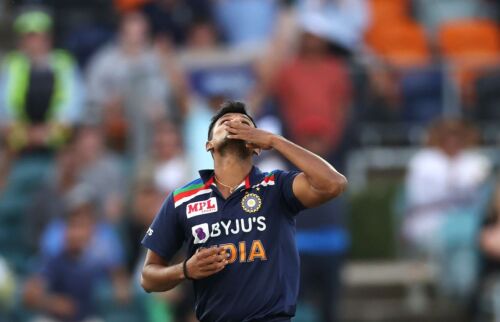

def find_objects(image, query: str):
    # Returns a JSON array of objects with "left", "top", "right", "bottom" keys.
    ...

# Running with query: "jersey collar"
[{"left": 198, "top": 166, "right": 264, "bottom": 191}]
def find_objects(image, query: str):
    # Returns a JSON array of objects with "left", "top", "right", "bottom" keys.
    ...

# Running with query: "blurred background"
[{"left": 0, "top": 0, "right": 499, "bottom": 321}]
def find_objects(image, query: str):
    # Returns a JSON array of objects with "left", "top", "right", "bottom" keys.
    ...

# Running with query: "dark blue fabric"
[
  {"left": 401, "top": 68, "right": 443, "bottom": 124},
  {"left": 142, "top": 166, "right": 305, "bottom": 322},
  {"left": 40, "top": 251, "right": 106, "bottom": 322}
]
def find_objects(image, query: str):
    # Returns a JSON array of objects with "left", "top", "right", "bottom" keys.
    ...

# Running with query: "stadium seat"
[
  {"left": 475, "top": 70, "right": 500, "bottom": 120},
  {"left": 369, "top": 0, "right": 410, "bottom": 25},
  {"left": 368, "top": 21, "right": 431, "bottom": 68},
  {"left": 439, "top": 20, "right": 500, "bottom": 62},
  {"left": 438, "top": 19, "right": 500, "bottom": 104}
]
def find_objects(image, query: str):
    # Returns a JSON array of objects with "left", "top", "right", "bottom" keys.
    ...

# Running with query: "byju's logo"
[{"left": 192, "top": 223, "right": 210, "bottom": 244}]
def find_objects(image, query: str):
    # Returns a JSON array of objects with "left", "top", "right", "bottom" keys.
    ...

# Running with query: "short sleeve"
[
  {"left": 142, "top": 193, "right": 184, "bottom": 262},
  {"left": 273, "top": 169, "right": 306, "bottom": 215}
]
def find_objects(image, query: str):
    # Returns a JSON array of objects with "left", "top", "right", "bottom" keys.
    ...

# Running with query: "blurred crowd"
[{"left": 0, "top": 0, "right": 499, "bottom": 321}]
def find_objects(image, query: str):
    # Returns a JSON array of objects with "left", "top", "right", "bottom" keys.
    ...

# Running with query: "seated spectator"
[
  {"left": 73, "top": 125, "right": 125, "bottom": 224},
  {"left": 125, "top": 174, "right": 196, "bottom": 322},
  {"left": 139, "top": 120, "right": 191, "bottom": 194},
  {"left": 403, "top": 119, "right": 491, "bottom": 252},
  {"left": 23, "top": 189, "right": 129, "bottom": 322},
  {"left": 86, "top": 11, "right": 171, "bottom": 160},
  {"left": 403, "top": 118, "right": 495, "bottom": 303},
  {"left": 40, "top": 185, "right": 126, "bottom": 278},
  {"left": 0, "top": 8, "right": 85, "bottom": 153},
  {"left": 25, "top": 143, "right": 80, "bottom": 252},
  {"left": 273, "top": 28, "right": 352, "bottom": 164}
]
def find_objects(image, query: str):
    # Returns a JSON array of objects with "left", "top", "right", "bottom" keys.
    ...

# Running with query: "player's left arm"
[{"left": 226, "top": 121, "right": 347, "bottom": 208}]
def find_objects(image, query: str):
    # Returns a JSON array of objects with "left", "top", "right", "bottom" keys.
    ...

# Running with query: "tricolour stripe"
[
  {"left": 174, "top": 189, "right": 212, "bottom": 208},
  {"left": 252, "top": 175, "right": 275, "bottom": 188},
  {"left": 174, "top": 182, "right": 204, "bottom": 196}
]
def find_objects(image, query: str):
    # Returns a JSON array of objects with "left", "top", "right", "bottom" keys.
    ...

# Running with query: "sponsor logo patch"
[
  {"left": 186, "top": 197, "right": 218, "bottom": 218},
  {"left": 146, "top": 228, "right": 154, "bottom": 236},
  {"left": 192, "top": 223, "right": 210, "bottom": 244}
]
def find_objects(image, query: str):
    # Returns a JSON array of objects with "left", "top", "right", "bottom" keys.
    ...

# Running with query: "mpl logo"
[
  {"left": 192, "top": 223, "right": 210, "bottom": 244},
  {"left": 186, "top": 197, "right": 218, "bottom": 219}
]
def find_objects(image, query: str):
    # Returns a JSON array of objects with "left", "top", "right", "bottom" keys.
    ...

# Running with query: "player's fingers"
[
  {"left": 225, "top": 125, "right": 238, "bottom": 133},
  {"left": 197, "top": 247, "right": 222, "bottom": 259},
  {"left": 227, "top": 121, "right": 250, "bottom": 129},
  {"left": 199, "top": 253, "right": 226, "bottom": 266},
  {"left": 197, "top": 247, "right": 225, "bottom": 261},
  {"left": 227, "top": 134, "right": 245, "bottom": 139},
  {"left": 200, "top": 259, "right": 228, "bottom": 272}
]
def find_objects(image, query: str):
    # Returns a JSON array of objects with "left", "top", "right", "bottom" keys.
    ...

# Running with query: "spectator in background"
[
  {"left": 73, "top": 125, "right": 125, "bottom": 224},
  {"left": 296, "top": 0, "right": 369, "bottom": 57},
  {"left": 39, "top": 184, "right": 127, "bottom": 285},
  {"left": 273, "top": 26, "right": 352, "bottom": 165},
  {"left": 141, "top": 0, "right": 212, "bottom": 46},
  {"left": 86, "top": 11, "right": 171, "bottom": 161},
  {"left": 139, "top": 120, "right": 191, "bottom": 194},
  {"left": 0, "top": 8, "right": 85, "bottom": 153},
  {"left": 213, "top": 0, "right": 279, "bottom": 50},
  {"left": 295, "top": 117, "right": 349, "bottom": 322},
  {"left": 23, "top": 190, "right": 128, "bottom": 322},
  {"left": 404, "top": 119, "right": 492, "bottom": 299},
  {"left": 178, "top": 17, "right": 257, "bottom": 103},
  {"left": 125, "top": 174, "right": 196, "bottom": 322},
  {"left": 404, "top": 119, "right": 491, "bottom": 252},
  {"left": 25, "top": 142, "right": 80, "bottom": 253}
]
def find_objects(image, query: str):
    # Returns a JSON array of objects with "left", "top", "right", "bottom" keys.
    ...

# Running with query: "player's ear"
[{"left": 206, "top": 140, "right": 214, "bottom": 152}]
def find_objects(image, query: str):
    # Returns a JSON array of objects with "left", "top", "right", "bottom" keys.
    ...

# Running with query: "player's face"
[{"left": 207, "top": 113, "right": 255, "bottom": 152}]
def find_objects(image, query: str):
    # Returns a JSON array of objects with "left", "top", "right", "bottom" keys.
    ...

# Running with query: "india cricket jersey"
[{"left": 142, "top": 166, "right": 306, "bottom": 322}]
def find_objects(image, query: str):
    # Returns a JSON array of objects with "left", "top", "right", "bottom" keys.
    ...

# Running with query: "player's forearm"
[
  {"left": 141, "top": 262, "right": 185, "bottom": 292},
  {"left": 271, "top": 135, "right": 347, "bottom": 195}
]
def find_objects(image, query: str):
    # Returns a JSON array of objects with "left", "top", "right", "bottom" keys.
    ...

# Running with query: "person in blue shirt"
[{"left": 141, "top": 100, "right": 347, "bottom": 322}]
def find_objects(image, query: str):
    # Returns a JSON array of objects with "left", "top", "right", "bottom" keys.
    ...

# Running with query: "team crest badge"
[{"left": 241, "top": 193, "right": 262, "bottom": 213}]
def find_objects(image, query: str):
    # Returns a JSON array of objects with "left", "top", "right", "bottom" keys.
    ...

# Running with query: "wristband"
[{"left": 183, "top": 258, "right": 194, "bottom": 281}]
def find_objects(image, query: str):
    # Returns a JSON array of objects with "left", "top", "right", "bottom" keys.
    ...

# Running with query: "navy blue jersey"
[{"left": 142, "top": 166, "right": 306, "bottom": 322}]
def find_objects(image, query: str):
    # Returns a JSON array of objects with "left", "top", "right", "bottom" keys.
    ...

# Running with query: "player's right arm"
[{"left": 141, "top": 246, "right": 229, "bottom": 292}]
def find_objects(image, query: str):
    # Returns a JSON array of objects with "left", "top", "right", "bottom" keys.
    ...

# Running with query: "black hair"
[{"left": 207, "top": 101, "right": 256, "bottom": 140}]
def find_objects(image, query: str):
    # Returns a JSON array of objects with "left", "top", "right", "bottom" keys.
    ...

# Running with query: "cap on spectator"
[{"left": 14, "top": 10, "right": 53, "bottom": 34}]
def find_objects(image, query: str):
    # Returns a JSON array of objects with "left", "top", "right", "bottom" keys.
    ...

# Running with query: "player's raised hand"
[
  {"left": 225, "top": 120, "right": 275, "bottom": 150},
  {"left": 186, "top": 246, "right": 229, "bottom": 279}
]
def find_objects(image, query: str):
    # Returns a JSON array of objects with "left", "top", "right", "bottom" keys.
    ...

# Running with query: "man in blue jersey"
[{"left": 141, "top": 101, "right": 347, "bottom": 322}]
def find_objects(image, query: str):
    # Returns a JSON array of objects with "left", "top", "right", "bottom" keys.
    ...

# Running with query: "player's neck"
[{"left": 213, "top": 154, "right": 253, "bottom": 190}]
